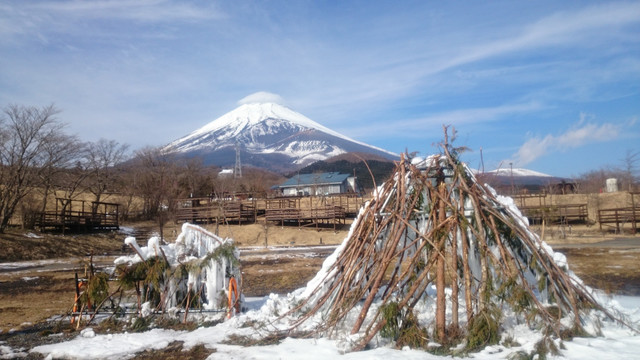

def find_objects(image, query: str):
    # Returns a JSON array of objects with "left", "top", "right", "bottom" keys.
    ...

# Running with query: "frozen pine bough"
[
  {"left": 114, "top": 223, "right": 242, "bottom": 318},
  {"left": 270, "top": 129, "right": 636, "bottom": 355}
]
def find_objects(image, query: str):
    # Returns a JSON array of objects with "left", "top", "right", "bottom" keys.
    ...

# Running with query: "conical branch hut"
[{"left": 281, "top": 133, "right": 626, "bottom": 351}]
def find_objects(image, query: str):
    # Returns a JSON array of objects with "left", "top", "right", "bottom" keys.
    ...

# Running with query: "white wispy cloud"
[
  {"left": 25, "top": 0, "right": 222, "bottom": 22},
  {"left": 0, "top": 0, "right": 223, "bottom": 41},
  {"left": 445, "top": 2, "right": 640, "bottom": 70},
  {"left": 342, "top": 101, "right": 544, "bottom": 139},
  {"left": 511, "top": 118, "right": 621, "bottom": 166},
  {"left": 0, "top": 0, "right": 637, "bottom": 174},
  {"left": 274, "top": 2, "right": 640, "bottom": 128},
  {"left": 237, "top": 92, "right": 286, "bottom": 106}
]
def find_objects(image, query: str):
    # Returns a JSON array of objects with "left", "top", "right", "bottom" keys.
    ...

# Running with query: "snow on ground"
[
  {"left": 0, "top": 259, "right": 77, "bottom": 274},
  {"left": 8, "top": 227, "right": 638, "bottom": 359},
  {"left": 1, "top": 340, "right": 28, "bottom": 358},
  {"left": 29, "top": 290, "right": 640, "bottom": 360}
]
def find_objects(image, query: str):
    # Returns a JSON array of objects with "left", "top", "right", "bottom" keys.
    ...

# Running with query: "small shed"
[{"left": 276, "top": 172, "right": 359, "bottom": 196}]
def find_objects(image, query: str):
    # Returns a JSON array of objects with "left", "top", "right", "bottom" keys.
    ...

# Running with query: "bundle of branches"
[{"left": 284, "top": 127, "right": 627, "bottom": 352}]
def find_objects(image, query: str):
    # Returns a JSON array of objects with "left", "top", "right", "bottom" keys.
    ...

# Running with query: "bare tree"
[
  {"left": 37, "top": 134, "right": 84, "bottom": 215},
  {"left": 177, "top": 158, "right": 214, "bottom": 198},
  {"left": 118, "top": 162, "right": 140, "bottom": 222},
  {"left": 621, "top": 149, "right": 640, "bottom": 191},
  {"left": 85, "top": 138, "right": 130, "bottom": 204},
  {"left": 577, "top": 151, "right": 640, "bottom": 194},
  {"left": 130, "top": 147, "right": 180, "bottom": 240},
  {"left": 0, "top": 104, "right": 67, "bottom": 232},
  {"left": 577, "top": 168, "right": 615, "bottom": 194}
]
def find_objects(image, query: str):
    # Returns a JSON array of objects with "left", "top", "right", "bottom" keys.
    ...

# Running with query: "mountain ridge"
[{"left": 162, "top": 102, "right": 399, "bottom": 172}]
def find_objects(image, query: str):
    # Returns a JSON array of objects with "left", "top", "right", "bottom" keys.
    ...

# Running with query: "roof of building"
[{"left": 278, "top": 172, "right": 351, "bottom": 188}]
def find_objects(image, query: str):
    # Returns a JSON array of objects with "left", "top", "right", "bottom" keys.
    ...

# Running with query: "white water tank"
[{"left": 605, "top": 178, "right": 618, "bottom": 193}]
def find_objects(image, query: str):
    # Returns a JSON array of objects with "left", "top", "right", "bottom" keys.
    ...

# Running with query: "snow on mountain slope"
[
  {"left": 487, "top": 168, "right": 552, "bottom": 177},
  {"left": 163, "top": 102, "right": 398, "bottom": 171},
  {"left": 172, "top": 103, "right": 346, "bottom": 147}
]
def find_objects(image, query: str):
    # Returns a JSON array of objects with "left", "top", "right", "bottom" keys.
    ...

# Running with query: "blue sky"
[{"left": 1, "top": 1, "right": 638, "bottom": 177}]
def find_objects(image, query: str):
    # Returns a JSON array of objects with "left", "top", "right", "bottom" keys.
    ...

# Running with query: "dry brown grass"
[
  {"left": 201, "top": 221, "right": 351, "bottom": 247},
  {"left": 0, "top": 221, "right": 348, "bottom": 333},
  {"left": 0, "top": 228, "right": 124, "bottom": 262},
  {"left": 557, "top": 247, "right": 640, "bottom": 295},
  {"left": 0, "top": 270, "right": 76, "bottom": 332},
  {"left": 240, "top": 251, "right": 329, "bottom": 297},
  {"left": 1, "top": 217, "right": 638, "bottom": 336},
  {"left": 141, "top": 219, "right": 351, "bottom": 247}
]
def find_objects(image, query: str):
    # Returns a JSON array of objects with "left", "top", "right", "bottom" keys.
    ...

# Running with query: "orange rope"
[
  {"left": 227, "top": 277, "right": 239, "bottom": 319},
  {"left": 71, "top": 280, "right": 88, "bottom": 324}
]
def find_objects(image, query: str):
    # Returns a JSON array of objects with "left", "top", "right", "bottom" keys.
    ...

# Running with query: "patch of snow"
[
  {"left": 1, "top": 340, "right": 28, "bottom": 359},
  {"left": 80, "top": 328, "right": 95, "bottom": 338},
  {"left": 30, "top": 291, "right": 640, "bottom": 360},
  {"left": 118, "top": 227, "right": 135, "bottom": 235}
]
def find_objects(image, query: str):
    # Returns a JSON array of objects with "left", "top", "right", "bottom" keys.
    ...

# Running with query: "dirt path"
[
  {"left": 551, "top": 237, "right": 640, "bottom": 249},
  {"left": 549, "top": 238, "right": 640, "bottom": 296}
]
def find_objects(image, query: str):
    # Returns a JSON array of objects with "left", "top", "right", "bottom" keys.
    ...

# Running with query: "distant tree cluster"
[
  {"left": 292, "top": 159, "right": 396, "bottom": 191},
  {"left": 0, "top": 104, "right": 133, "bottom": 232},
  {"left": 6, "top": 103, "right": 633, "bottom": 237},
  {"left": 575, "top": 150, "right": 639, "bottom": 193},
  {"left": 0, "top": 104, "right": 285, "bottom": 235}
]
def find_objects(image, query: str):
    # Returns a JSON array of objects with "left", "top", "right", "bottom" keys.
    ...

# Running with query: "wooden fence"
[
  {"left": 265, "top": 205, "right": 346, "bottom": 230},
  {"left": 598, "top": 207, "right": 639, "bottom": 233},
  {"left": 597, "top": 192, "right": 639, "bottom": 233},
  {"left": 176, "top": 194, "right": 363, "bottom": 229},
  {"left": 175, "top": 198, "right": 256, "bottom": 224},
  {"left": 518, "top": 204, "right": 588, "bottom": 225},
  {"left": 37, "top": 199, "right": 119, "bottom": 232}
]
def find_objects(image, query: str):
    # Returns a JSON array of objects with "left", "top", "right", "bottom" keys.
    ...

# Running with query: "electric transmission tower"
[{"left": 234, "top": 142, "right": 242, "bottom": 178}]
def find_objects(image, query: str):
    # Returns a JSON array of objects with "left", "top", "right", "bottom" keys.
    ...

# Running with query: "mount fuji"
[{"left": 163, "top": 102, "right": 398, "bottom": 172}]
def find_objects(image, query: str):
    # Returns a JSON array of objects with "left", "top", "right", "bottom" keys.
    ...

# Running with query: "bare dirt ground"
[
  {"left": 539, "top": 223, "right": 640, "bottom": 295},
  {"left": 0, "top": 221, "right": 638, "bottom": 358},
  {"left": 0, "top": 221, "right": 348, "bottom": 334}
]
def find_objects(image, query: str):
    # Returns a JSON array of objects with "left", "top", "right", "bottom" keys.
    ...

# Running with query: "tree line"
[
  {"left": 2, "top": 104, "right": 636, "bottom": 234},
  {"left": 0, "top": 104, "right": 283, "bottom": 234}
]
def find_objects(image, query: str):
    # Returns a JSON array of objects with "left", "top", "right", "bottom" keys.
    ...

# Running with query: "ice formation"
[{"left": 115, "top": 223, "right": 241, "bottom": 311}]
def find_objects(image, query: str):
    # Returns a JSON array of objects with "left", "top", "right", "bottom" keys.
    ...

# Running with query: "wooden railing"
[
  {"left": 175, "top": 198, "right": 256, "bottom": 224},
  {"left": 265, "top": 205, "right": 346, "bottom": 229},
  {"left": 36, "top": 199, "right": 119, "bottom": 232},
  {"left": 598, "top": 207, "right": 639, "bottom": 233},
  {"left": 518, "top": 204, "right": 588, "bottom": 224}
]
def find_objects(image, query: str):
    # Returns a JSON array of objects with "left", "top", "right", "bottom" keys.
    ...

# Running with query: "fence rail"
[
  {"left": 175, "top": 198, "right": 256, "bottom": 224},
  {"left": 36, "top": 199, "right": 119, "bottom": 232},
  {"left": 598, "top": 207, "right": 639, "bottom": 233},
  {"left": 518, "top": 204, "right": 588, "bottom": 225},
  {"left": 265, "top": 205, "right": 346, "bottom": 229}
]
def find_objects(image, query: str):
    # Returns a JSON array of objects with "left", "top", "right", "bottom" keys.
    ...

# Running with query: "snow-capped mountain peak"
[
  {"left": 163, "top": 102, "right": 398, "bottom": 171},
  {"left": 488, "top": 168, "right": 552, "bottom": 177},
  {"left": 172, "top": 103, "right": 349, "bottom": 149}
]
